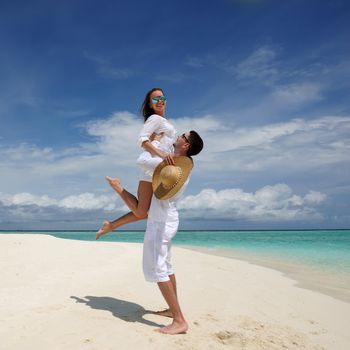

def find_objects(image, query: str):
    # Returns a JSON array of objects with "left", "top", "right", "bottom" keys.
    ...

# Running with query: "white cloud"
[
  {"left": 178, "top": 184, "right": 326, "bottom": 221},
  {"left": 0, "top": 111, "right": 143, "bottom": 196},
  {"left": 0, "top": 110, "right": 349, "bottom": 229},
  {"left": 172, "top": 114, "right": 226, "bottom": 135},
  {"left": 85, "top": 111, "right": 140, "bottom": 159},
  {"left": 304, "top": 191, "right": 327, "bottom": 205},
  {"left": 0, "top": 183, "right": 327, "bottom": 225},
  {"left": 0, "top": 191, "right": 122, "bottom": 212},
  {"left": 233, "top": 80, "right": 324, "bottom": 120},
  {"left": 271, "top": 83, "right": 322, "bottom": 105},
  {"left": 58, "top": 193, "right": 116, "bottom": 210},
  {"left": 0, "top": 192, "right": 57, "bottom": 207},
  {"left": 196, "top": 46, "right": 345, "bottom": 119},
  {"left": 1, "top": 143, "right": 54, "bottom": 162},
  {"left": 188, "top": 115, "right": 350, "bottom": 178},
  {"left": 231, "top": 46, "right": 279, "bottom": 83},
  {"left": 1, "top": 113, "right": 349, "bottom": 201}
]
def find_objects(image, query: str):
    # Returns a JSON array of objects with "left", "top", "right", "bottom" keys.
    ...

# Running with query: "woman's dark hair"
[
  {"left": 187, "top": 130, "right": 204, "bottom": 157},
  {"left": 140, "top": 87, "right": 165, "bottom": 122}
]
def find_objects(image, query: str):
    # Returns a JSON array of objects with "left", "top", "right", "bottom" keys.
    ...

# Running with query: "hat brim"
[{"left": 152, "top": 156, "right": 193, "bottom": 200}]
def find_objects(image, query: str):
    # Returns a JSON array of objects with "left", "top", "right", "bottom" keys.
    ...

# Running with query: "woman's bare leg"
[
  {"left": 96, "top": 178, "right": 153, "bottom": 239},
  {"left": 96, "top": 211, "right": 143, "bottom": 240},
  {"left": 106, "top": 177, "right": 153, "bottom": 218}
]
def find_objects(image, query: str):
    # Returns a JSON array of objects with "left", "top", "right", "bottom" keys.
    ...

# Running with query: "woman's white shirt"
[{"left": 138, "top": 114, "right": 176, "bottom": 152}]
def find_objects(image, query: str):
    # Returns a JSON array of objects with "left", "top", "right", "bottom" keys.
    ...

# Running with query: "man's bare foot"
[
  {"left": 105, "top": 176, "right": 123, "bottom": 194},
  {"left": 96, "top": 220, "right": 113, "bottom": 240},
  {"left": 152, "top": 309, "right": 173, "bottom": 318},
  {"left": 155, "top": 320, "right": 188, "bottom": 335}
]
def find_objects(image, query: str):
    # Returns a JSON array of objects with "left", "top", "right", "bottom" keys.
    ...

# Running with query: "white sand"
[{"left": 0, "top": 234, "right": 349, "bottom": 350}]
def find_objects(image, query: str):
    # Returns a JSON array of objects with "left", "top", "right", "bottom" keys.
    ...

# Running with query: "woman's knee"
[{"left": 134, "top": 209, "right": 148, "bottom": 219}]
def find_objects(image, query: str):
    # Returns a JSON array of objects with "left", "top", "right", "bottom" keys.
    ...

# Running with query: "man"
[
  {"left": 98, "top": 131, "right": 204, "bottom": 335},
  {"left": 142, "top": 130, "right": 203, "bottom": 334}
]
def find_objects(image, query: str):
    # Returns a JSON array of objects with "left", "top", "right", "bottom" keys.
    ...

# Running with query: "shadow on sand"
[{"left": 71, "top": 295, "right": 164, "bottom": 328}]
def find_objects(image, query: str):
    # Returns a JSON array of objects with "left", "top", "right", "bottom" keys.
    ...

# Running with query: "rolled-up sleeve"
[{"left": 138, "top": 114, "right": 163, "bottom": 148}]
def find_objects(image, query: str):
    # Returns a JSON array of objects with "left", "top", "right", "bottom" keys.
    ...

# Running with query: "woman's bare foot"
[
  {"left": 152, "top": 309, "right": 173, "bottom": 318},
  {"left": 155, "top": 320, "right": 188, "bottom": 335},
  {"left": 96, "top": 220, "right": 113, "bottom": 240},
  {"left": 105, "top": 176, "right": 123, "bottom": 194}
]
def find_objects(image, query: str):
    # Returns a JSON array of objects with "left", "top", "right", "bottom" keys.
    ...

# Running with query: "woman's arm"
[
  {"left": 141, "top": 142, "right": 175, "bottom": 165},
  {"left": 138, "top": 114, "right": 163, "bottom": 148},
  {"left": 138, "top": 114, "right": 174, "bottom": 164},
  {"left": 141, "top": 140, "right": 167, "bottom": 158}
]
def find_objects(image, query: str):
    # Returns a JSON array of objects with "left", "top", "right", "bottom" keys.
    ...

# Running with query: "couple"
[{"left": 96, "top": 88, "right": 204, "bottom": 335}]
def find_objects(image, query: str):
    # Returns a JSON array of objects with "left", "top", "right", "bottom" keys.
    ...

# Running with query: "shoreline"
[
  {"left": 1, "top": 231, "right": 349, "bottom": 303},
  {"left": 180, "top": 245, "right": 350, "bottom": 304},
  {"left": 1, "top": 234, "right": 350, "bottom": 349}
]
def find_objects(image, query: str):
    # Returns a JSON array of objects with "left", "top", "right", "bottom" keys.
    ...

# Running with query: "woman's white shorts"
[{"left": 142, "top": 219, "right": 179, "bottom": 283}]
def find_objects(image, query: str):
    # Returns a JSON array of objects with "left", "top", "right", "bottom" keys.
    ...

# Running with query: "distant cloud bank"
[
  {"left": 0, "top": 112, "right": 349, "bottom": 228},
  {"left": 0, "top": 183, "right": 326, "bottom": 225},
  {"left": 178, "top": 184, "right": 326, "bottom": 221}
]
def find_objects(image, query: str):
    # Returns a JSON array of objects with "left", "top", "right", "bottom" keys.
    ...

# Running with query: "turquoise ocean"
[{"left": 2, "top": 230, "right": 350, "bottom": 302}]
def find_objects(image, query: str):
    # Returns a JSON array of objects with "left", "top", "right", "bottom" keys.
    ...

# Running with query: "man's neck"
[{"left": 174, "top": 149, "right": 187, "bottom": 157}]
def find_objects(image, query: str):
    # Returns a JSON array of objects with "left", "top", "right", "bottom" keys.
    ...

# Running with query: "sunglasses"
[
  {"left": 151, "top": 95, "right": 167, "bottom": 104},
  {"left": 181, "top": 133, "right": 190, "bottom": 144}
]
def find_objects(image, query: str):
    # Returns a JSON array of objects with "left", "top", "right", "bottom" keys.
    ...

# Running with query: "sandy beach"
[{"left": 0, "top": 234, "right": 349, "bottom": 350}]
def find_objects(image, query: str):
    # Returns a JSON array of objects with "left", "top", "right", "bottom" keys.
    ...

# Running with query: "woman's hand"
[
  {"left": 164, "top": 153, "right": 175, "bottom": 165},
  {"left": 149, "top": 132, "right": 164, "bottom": 142},
  {"left": 142, "top": 140, "right": 175, "bottom": 164}
]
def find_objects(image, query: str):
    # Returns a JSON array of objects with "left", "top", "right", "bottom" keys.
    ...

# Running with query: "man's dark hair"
[{"left": 187, "top": 130, "right": 204, "bottom": 157}]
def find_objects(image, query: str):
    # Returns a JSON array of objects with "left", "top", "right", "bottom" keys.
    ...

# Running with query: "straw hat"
[{"left": 152, "top": 156, "right": 193, "bottom": 200}]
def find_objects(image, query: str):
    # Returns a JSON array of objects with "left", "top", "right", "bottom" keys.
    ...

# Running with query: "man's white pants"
[{"left": 143, "top": 219, "right": 179, "bottom": 283}]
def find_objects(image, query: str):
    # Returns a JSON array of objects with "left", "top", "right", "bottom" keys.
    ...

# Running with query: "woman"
[{"left": 96, "top": 88, "right": 176, "bottom": 239}]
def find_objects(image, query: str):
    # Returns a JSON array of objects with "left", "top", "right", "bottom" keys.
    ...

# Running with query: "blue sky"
[{"left": 1, "top": 0, "right": 349, "bottom": 230}]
